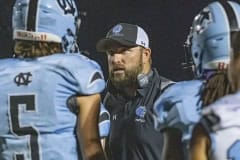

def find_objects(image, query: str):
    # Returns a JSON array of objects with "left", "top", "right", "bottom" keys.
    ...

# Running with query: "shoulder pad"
[
  {"left": 50, "top": 54, "right": 106, "bottom": 95},
  {"left": 201, "top": 93, "right": 240, "bottom": 132},
  {"left": 154, "top": 80, "right": 203, "bottom": 132}
]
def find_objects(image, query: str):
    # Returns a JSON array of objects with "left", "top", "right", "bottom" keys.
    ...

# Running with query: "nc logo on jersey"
[
  {"left": 14, "top": 72, "right": 32, "bottom": 86},
  {"left": 135, "top": 106, "right": 147, "bottom": 123}
]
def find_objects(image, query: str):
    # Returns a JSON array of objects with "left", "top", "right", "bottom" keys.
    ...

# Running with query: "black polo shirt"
[{"left": 104, "top": 69, "right": 172, "bottom": 160}]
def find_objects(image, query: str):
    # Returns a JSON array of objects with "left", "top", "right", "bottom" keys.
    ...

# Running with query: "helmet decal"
[
  {"left": 184, "top": 1, "right": 240, "bottom": 78},
  {"left": 57, "top": 0, "right": 76, "bottom": 16},
  {"left": 193, "top": 7, "right": 213, "bottom": 35}
]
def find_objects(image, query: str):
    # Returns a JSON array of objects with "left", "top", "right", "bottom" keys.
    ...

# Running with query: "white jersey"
[{"left": 201, "top": 92, "right": 240, "bottom": 160}]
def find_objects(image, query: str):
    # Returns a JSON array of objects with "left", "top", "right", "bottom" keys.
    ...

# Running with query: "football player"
[
  {"left": 153, "top": 1, "right": 240, "bottom": 159},
  {"left": 0, "top": 0, "right": 106, "bottom": 160},
  {"left": 189, "top": 28, "right": 240, "bottom": 160}
]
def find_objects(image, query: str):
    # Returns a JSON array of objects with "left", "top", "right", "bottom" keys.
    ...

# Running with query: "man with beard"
[{"left": 96, "top": 23, "right": 173, "bottom": 160}]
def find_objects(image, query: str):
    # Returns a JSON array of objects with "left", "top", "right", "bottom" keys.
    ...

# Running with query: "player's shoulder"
[
  {"left": 213, "top": 92, "right": 240, "bottom": 105},
  {"left": 205, "top": 92, "right": 240, "bottom": 114},
  {"left": 0, "top": 57, "right": 20, "bottom": 69},
  {"left": 161, "top": 79, "right": 203, "bottom": 98},
  {"left": 0, "top": 57, "right": 18, "bottom": 63},
  {"left": 43, "top": 53, "right": 101, "bottom": 68},
  {"left": 202, "top": 92, "right": 240, "bottom": 131},
  {"left": 172, "top": 79, "right": 203, "bottom": 90},
  {"left": 40, "top": 53, "right": 104, "bottom": 77}
]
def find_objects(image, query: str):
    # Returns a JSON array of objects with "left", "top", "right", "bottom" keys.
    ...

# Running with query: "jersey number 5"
[{"left": 9, "top": 95, "right": 40, "bottom": 160}]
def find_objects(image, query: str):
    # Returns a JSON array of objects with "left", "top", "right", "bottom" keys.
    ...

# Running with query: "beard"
[{"left": 109, "top": 60, "right": 143, "bottom": 91}]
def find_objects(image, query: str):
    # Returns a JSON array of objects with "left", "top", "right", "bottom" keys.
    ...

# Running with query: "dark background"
[{"left": 0, "top": 0, "right": 214, "bottom": 81}]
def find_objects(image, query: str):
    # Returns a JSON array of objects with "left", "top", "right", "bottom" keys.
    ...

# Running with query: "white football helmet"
[
  {"left": 12, "top": 0, "right": 81, "bottom": 53},
  {"left": 185, "top": 1, "right": 240, "bottom": 78}
]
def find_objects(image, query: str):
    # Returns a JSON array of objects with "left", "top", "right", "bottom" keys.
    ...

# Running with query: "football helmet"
[
  {"left": 185, "top": 1, "right": 240, "bottom": 78},
  {"left": 12, "top": 0, "right": 81, "bottom": 53}
]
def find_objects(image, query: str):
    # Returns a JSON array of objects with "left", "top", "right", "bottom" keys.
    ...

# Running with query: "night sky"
[{"left": 0, "top": 0, "right": 214, "bottom": 81}]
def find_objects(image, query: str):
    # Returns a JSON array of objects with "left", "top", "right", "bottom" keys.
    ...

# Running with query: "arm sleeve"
[{"left": 98, "top": 104, "right": 110, "bottom": 138}]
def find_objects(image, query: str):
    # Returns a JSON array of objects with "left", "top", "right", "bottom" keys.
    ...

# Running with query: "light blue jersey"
[
  {"left": 154, "top": 80, "right": 203, "bottom": 139},
  {"left": 0, "top": 53, "right": 105, "bottom": 160}
]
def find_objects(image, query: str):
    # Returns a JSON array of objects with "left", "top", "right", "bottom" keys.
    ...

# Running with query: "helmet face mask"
[
  {"left": 182, "top": 33, "right": 194, "bottom": 74},
  {"left": 12, "top": 0, "right": 81, "bottom": 53},
  {"left": 185, "top": 1, "right": 240, "bottom": 78}
]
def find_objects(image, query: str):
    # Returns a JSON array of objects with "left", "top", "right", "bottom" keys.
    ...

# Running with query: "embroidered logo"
[
  {"left": 14, "top": 72, "right": 32, "bottom": 86},
  {"left": 135, "top": 106, "right": 147, "bottom": 123},
  {"left": 112, "top": 114, "right": 117, "bottom": 120},
  {"left": 112, "top": 24, "right": 123, "bottom": 33}
]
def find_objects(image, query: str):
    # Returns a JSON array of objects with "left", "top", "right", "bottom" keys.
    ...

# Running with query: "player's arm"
[
  {"left": 76, "top": 93, "right": 106, "bottom": 160},
  {"left": 189, "top": 123, "right": 210, "bottom": 160},
  {"left": 161, "top": 128, "right": 184, "bottom": 160}
]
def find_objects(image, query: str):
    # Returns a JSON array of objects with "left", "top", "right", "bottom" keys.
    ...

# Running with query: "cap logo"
[{"left": 112, "top": 24, "right": 123, "bottom": 33}]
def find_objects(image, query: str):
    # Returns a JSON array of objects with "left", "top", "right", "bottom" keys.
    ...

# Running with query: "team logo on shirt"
[
  {"left": 135, "top": 106, "right": 147, "bottom": 123},
  {"left": 112, "top": 114, "right": 117, "bottom": 120},
  {"left": 14, "top": 72, "right": 32, "bottom": 86}
]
